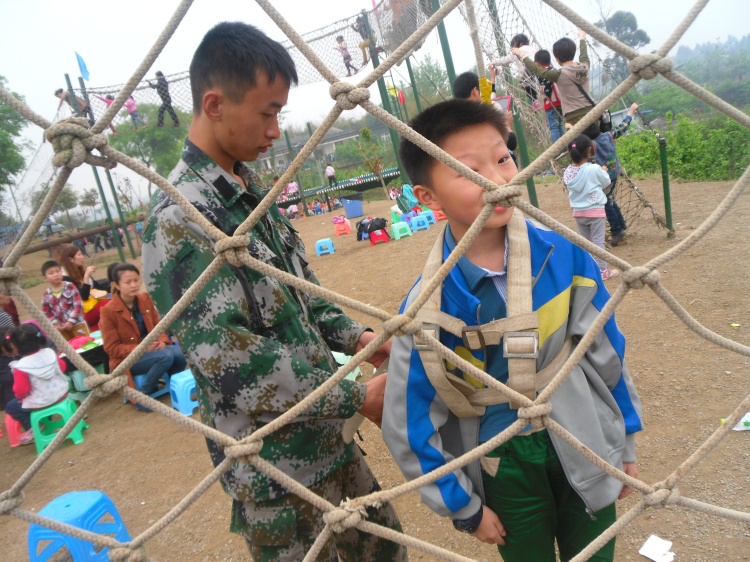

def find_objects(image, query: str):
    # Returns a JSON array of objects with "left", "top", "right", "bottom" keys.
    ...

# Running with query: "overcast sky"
[{"left": 1, "top": 0, "right": 747, "bottom": 214}]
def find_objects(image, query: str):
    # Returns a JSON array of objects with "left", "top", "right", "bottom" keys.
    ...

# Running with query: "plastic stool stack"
[
  {"left": 390, "top": 221, "right": 413, "bottom": 241},
  {"left": 315, "top": 238, "right": 335, "bottom": 256},
  {"left": 421, "top": 209, "right": 436, "bottom": 225},
  {"left": 411, "top": 214, "right": 430, "bottom": 232},
  {"left": 27, "top": 490, "right": 131, "bottom": 562},
  {"left": 5, "top": 414, "right": 23, "bottom": 447},
  {"left": 30, "top": 397, "right": 88, "bottom": 455},
  {"left": 170, "top": 369, "right": 199, "bottom": 416}
]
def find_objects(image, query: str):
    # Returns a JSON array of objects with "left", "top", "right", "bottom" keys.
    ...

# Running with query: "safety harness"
[{"left": 413, "top": 209, "right": 572, "bottom": 417}]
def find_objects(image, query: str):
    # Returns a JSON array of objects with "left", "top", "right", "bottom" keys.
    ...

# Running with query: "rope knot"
[
  {"left": 0, "top": 491, "right": 24, "bottom": 514},
  {"left": 483, "top": 184, "right": 522, "bottom": 206},
  {"left": 86, "top": 373, "right": 128, "bottom": 398},
  {"left": 323, "top": 501, "right": 367, "bottom": 534},
  {"left": 329, "top": 82, "right": 370, "bottom": 110},
  {"left": 622, "top": 266, "right": 660, "bottom": 289},
  {"left": 383, "top": 314, "right": 420, "bottom": 337},
  {"left": 0, "top": 266, "right": 21, "bottom": 294},
  {"left": 215, "top": 235, "right": 250, "bottom": 267},
  {"left": 44, "top": 117, "right": 116, "bottom": 170},
  {"left": 628, "top": 54, "right": 672, "bottom": 81},
  {"left": 109, "top": 546, "right": 148, "bottom": 561},
  {"left": 517, "top": 402, "right": 552, "bottom": 429},
  {"left": 225, "top": 440, "right": 264, "bottom": 465},
  {"left": 643, "top": 486, "right": 680, "bottom": 507}
]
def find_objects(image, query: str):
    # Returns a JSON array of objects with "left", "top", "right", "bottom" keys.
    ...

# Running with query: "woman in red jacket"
[{"left": 99, "top": 263, "right": 186, "bottom": 407}]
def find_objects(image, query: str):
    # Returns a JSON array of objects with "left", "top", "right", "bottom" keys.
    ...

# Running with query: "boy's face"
[
  {"left": 44, "top": 266, "right": 63, "bottom": 287},
  {"left": 213, "top": 70, "right": 288, "bottom": 164},
  {"left": 414, "top": 123, "right": 517, "bottom": 241}
]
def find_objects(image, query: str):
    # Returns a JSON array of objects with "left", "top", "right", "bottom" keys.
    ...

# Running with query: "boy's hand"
[
  {"left": 618, "top": 462, "right": 639, "bottom": 499},
  {"left": 471, "top": 506, "right": 506, "bottom": 545},
  {"left": 356, "top": 330, "right": 391, "bottom": 368},
  {"left": 359, "top": 373, "right": 387, "bottom": 427},
  {"left": 578, "top": 29, "right": 587, "bottom": 40},
  {"left": 628, "top": 103, "right": 639, "bottom": 116},
  {"left": 510, "top": 47, "right": 524, "bottom": 58},
  {"left": 60, "top": 322, "right": 73, "bottom": 332}
]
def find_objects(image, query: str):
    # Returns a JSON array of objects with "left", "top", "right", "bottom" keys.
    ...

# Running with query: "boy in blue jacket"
[{"left": 382, "top": 99, "right": 643, "bottom": 561}]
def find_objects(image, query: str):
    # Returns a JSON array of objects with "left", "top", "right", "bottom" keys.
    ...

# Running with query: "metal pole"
[
  {"left": 306, "top": 122, "right": 325, "bottom": 186},
  {"left": 658, "top": 135, "right": 674, "bottom": 234},
  {"left": 486, "top": 0, "right": 512, "bottom": 85},
  {"left": 431, "top": 0, "right": 456, "bottom": 87},
  {"left": 405, "top": 56, "right": 423, "bottom": 113},
  {"left": 284, "top": 130, "right": 309, "bottom": 216},
  {"left": 362, "top": 11, "right": 407, "bottom": 183},
  {"left": 511, "top": 102, "right": 539, "bottom": 208},
  {"left": 90, "top": 167, "right": 125, "bottom": 262}
]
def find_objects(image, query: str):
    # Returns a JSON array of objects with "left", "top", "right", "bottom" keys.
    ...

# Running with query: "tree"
[
  {"left": 79, "top": 188, "right": 99, "bottom": 223},
  {"left": 595, "top": 11, "right": 651, "bottom": 85},
  {"left": 109, "top": 103, "right": 190, "bottom": 198},
  {"left": 357, "top": 128, "right": 389, "bottom": 197},
  {"left": 31, "top": 184, "right": 79, "bottom": 227},
  {"left": 114, "top": 176, "right": 139, "bottom": 217},
  {"left": 0, "top": 75, "right": 29, "bottom": 193}
]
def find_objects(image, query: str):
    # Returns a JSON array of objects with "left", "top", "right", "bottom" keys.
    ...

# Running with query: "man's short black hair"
[
  {"left": 553, "top": 37, "right": 576, "bottom": 63},
  {"left": 510, "top": 33, "right": 529, "bottom": 48},
  {"left": 399, "top": 99, "right": 510, "bottom": 188},
  {"left": 534, "top": 49, "right": 551, "bottom": 66},
  {"left": 41, "top": 260, "right": 60, "bottom": 276},
  {"left": 155, "top": 71, "right": 164, "bottom": 77},
  {"left": 453, "top": 71, "right": 479, "bottom": 99},
  {"left": 190, "top": 21, "right": 298, "bottom": 113},
  {"left": 54, "top": 88, "right": 63, "bottom": 96}
]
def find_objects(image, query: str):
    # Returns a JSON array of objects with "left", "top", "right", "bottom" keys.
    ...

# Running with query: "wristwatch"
[{"left": 452, "top": 506, "right": 484, "bottom": 534}]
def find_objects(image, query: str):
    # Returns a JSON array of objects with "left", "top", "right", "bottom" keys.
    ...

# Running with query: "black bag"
[
  {"left": 575, "top": 83, "right": 612, "bottom": 134},
  {"left": 355, "top": 217, "right": 388, "bottom": 241}
]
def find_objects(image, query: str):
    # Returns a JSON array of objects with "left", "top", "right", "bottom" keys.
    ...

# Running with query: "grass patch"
[{"left": 20, "top": 276, "right": 44, "bottom": 289}]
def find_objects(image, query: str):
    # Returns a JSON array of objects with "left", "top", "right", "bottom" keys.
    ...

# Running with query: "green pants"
[{"left": 481, "top": 430, "right": 616, "bottom": 562}]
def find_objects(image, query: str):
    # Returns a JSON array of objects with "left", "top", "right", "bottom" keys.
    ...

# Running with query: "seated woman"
[
  {"left": 99, "top": 263, "right": 186, "bottom": 405},
  {"left": 58, "top": 245, "right": 111, "bottom": 330}
]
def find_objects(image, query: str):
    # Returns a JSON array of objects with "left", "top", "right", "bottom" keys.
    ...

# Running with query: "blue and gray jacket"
[{"left": 383, "top": 220, "right": 643, "bottom": 519}]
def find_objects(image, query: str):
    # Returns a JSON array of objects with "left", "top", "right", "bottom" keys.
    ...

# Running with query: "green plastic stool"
[
  {"left": 30, "top": 397, "right": 89, "bottom": 455},
  {"left": 390, "top": 211, "right": 403, "bottom": 225},
  {"left": 390, "top": 221, "right": 413, "bottom": 240}
]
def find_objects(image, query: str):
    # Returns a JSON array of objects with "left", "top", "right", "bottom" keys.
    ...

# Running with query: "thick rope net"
[{"left": 1, "top": 0, "right": 749, "bottom": 560}]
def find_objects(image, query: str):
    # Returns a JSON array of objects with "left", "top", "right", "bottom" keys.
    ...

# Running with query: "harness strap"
[{"left": 416, "top": 309, "right": 538, "bottom": 349}]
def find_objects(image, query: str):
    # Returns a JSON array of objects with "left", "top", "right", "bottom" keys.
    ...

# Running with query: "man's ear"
[
  {"left": 202, "top": 90, "right": 222, "bottom": 121},
  {"left": 413, "top": 184, "right": 441, "bottom": 211}
]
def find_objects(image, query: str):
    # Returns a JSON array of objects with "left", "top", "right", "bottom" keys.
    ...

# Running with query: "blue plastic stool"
[
  {"left": 421, "top": 209, "right": 436, "bottom": 225},
  {"left": 30, "top": 397, "right": 89, "bottom": 455},
  {"left": 132, "top": 372, "right": 170, "bottom": 400},
  {"left": 170, "top": 369, "right": 199, "bottom": 416},
  {"left": 28, "top": 490, "right": 131, "bottom": 562},
  {"left": 315, "top": 238, "right": 335, "bottom": 256},
  {"left": 411, "top": 214, "right": 431, "bottom": 232}
]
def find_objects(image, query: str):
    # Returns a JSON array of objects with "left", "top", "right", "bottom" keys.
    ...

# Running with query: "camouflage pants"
[{"left": 241, "top": 446, "right": 406, "bottom": 562}]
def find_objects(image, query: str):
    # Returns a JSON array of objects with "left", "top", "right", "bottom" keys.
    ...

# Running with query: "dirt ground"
[{"left": 1, "top": 178, "right": 748, "bottom": 561}]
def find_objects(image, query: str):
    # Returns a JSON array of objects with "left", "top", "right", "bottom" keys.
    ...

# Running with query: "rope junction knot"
[
  {"left": 215, "top": 235, "right": 250, "bottom": 268},
  {"left": 323, "top": 501, "right": 368, "bottom": 534},
  {"left": 517, "top": 402, "right": 552, "bottom": 428},
  {"left": 109, "top": 546, "right": 148, "bottom": 562},
  {"left": 0, "top": 491, "right": 24, "bottom": 514},
  {"left": 225, "top": 440, "right": 264, "bottom": 465},
  {"left": 383, "top": 314, "right": 421, "bottom": 337},
  {"left": 483, "top": 184, "right": 523, "bottom": 206},
  {"left": 329, "top": 82, "right": 370, "bottom": 111},
  {"left": 0, "top": 266, "right": 21, "bottom": 294},
  {"left": 44, "top": 118, "right": 116, "bottom": 170},
  {"left": 643, "top": 486, "right": 681, "bottom": 507},
  {"left": 622, "top": 266, "right": 661, "bottom": 289},
  {"left": 86, "top": 373, "right": 128, "bottom": 398},
  {"left": 628, "top": 54, "right": 673, "bottom": 81}
]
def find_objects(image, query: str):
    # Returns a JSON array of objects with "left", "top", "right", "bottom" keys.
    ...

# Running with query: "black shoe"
[{"left": 610, "top": 232, "right": 626, "bottom": 246}]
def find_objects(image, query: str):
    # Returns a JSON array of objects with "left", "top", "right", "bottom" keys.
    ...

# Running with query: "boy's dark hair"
[
  {"left": 54, "top": 88, "right": 63, "bottom": 96},
  {"left": 155, "top": 71, "right": 164, "bottom": 77},
  {"left": 510, "top": 33, "right": 529, "bottom": 48},
  {"left": 453, "top": 71, "right": 479, "bottom": 99},
  {"left": 534, "top": 50, "right": 551, "bottom": 66},
  {"left": 11, "top": 324, "right": 45, "bottom": 357},
  {"left": 568, "top": 134, "right": 594, "bottom": 163},
  {"left": 553, "top": 37, "right": 577, "bottom": 63},
  {"left": 189, "top": 22, "right": 298, "bottom": 113},
  {"left": 109, "top": 262, "right": 140, "bottom": 285},
  {"left": 399, "top": 99, "right": 510, "bottom": 187},
  {"left": 41, "top": 260, "right": 60, "bottom": 276},
  {"left": 105, "top": 94, "right": 114, "bottom": 100}
]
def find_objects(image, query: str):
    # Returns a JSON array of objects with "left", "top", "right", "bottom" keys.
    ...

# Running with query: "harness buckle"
[
  {"left": 461, "top": 326, "right": 486, "bottom": 351},
  {"left": 415, "top": 325, "right": 439, "bottom": 351},
  {"left": 503, "top": 331, "right": 539, "bottom": 359}
]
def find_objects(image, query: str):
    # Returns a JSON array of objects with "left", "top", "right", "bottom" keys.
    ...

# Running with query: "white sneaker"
[{"left": 19, "top": 429, "right": 35, "bottom": 445}]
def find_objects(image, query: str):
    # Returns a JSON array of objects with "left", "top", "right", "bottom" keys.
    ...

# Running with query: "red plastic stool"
[
  {"left": 5, "top": 413, "right": 24, "bottom": 447},
  {"left": 369, "top": 229, "right": 390, "bottom": 245},
  {"left": 334, "top": 222, "right": 351, "bottom": 236},
  {"left": 434, "top": 210, "right": 447, "bottom": 221}
]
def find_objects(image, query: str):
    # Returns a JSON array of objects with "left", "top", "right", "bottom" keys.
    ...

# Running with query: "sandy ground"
[{"left": 1, "top": 178, "right": 748, "bottom": 561}]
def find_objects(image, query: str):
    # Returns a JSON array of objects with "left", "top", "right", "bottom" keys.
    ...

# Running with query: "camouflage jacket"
[{"left": 142, "top": 139, "right": 368, "bottom": 505}]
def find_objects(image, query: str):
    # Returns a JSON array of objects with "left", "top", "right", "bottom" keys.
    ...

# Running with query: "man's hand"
[
  {"left": 618, "top": 462, "right": 638, "bottom": 499},
  {"left": 578, "top": 29, "right": 587, "bottom": 40},
  {"left": 355, "top": 330, "right": 391, "bottom": 369},
  {"left": 358, "top": 373, "right": 387, "bottom": 427},
  {"left": 471, "top": 506, "right": 506, "bottom": 545},
  {"left": 628, "top": 102, "right": 639, "bottom": 117}
]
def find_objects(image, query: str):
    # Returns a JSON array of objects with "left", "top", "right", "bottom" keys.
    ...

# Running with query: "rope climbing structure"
[{"left": 0, "top": 0, "right": 749, "bottom": 560}]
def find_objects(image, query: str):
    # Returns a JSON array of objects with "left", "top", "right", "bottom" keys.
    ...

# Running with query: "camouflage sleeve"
[
  {"left": 579, "top": 39, "right": 590, "bottom": 68},
  {"left": 144, "top": 203, "right": 367, "bottom": 421}
]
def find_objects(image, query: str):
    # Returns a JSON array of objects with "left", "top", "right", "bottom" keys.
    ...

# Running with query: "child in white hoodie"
[
  {"left": 563, "top": 134, "right": 620, "bottom": 280},
  {"left": 4, "top": 324, "right": 69, "bottom": 445}
]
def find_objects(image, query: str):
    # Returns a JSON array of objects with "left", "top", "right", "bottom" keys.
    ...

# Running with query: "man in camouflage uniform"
[{"left": 142, "top": 22, "right": 405, "bottom": 562}]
